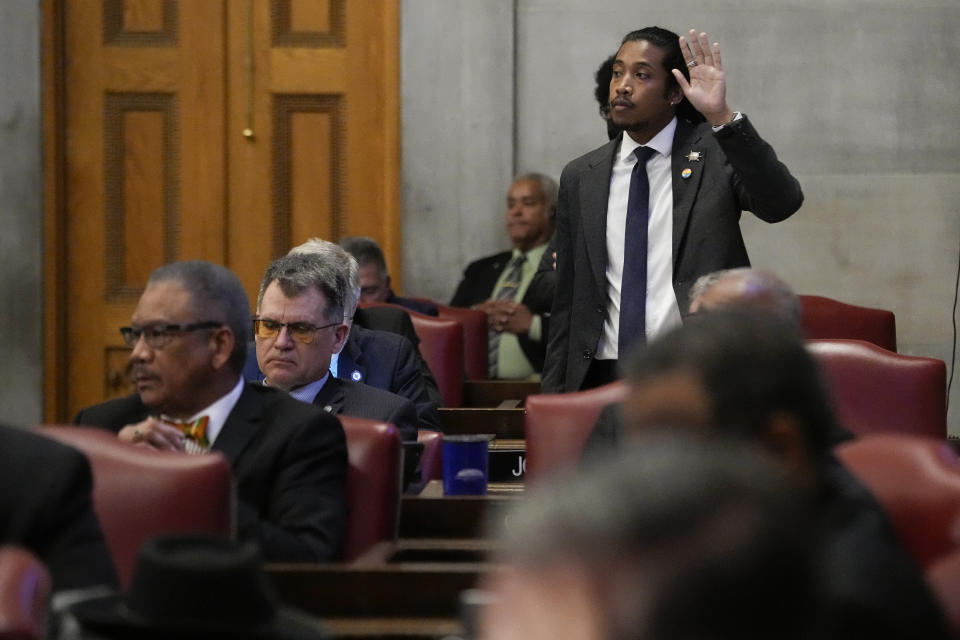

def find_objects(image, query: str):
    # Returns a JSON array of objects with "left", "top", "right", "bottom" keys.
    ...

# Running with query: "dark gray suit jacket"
[
  {"left": 337, "top": 325, "right": 441, "bottom": 431},
  {"left": 542, "top": 116, "right": 803, "bottom": 392},
  {"left": 311, "top": 375, "right": 419, "bottom": 442},
  {"left": 75, "top": 384, "right": 348, "bottom": 563}
]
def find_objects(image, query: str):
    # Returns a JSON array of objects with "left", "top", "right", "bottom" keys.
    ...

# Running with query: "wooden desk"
[
  {"left": 438, "top": 407, "right": 525, "bottom": 439},
  {"left": 268, "top": 559, "right": 489, "bottom": 639},
  {"left": 462, "top": 380, "right": 542, "bottom": 408},
  {"left": 400, "top": 480, "right": 522, "bottom": 539}
]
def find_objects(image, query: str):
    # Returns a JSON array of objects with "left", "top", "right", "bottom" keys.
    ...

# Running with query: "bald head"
[{"left": 688, "top": 269, "right": 801, "bottom": 328}]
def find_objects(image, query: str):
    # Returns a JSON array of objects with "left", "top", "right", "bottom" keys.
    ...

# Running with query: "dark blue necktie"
[{"left": 618, "top": 145, "right": 657, "bottom": 358}]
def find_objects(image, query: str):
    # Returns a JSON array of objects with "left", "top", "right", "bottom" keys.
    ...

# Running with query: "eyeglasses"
[
  {"left": 119, "top": 321, "right": 223, "bottom": 349},
  {"left": 252, "top": 317, "right": 341, "bottom": 344}
]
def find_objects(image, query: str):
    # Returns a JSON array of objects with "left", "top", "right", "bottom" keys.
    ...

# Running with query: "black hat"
[{"left": 70, "top": 533, "right": 327, "bottom": 639}]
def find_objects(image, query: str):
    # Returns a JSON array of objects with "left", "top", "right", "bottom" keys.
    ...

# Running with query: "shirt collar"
[
  {"left": 167, "top": 375, "right": 245, "bottom": 446},
  {"left": 288, "top": 372, "right": 330, "bottom": 404},
  {"left": 617, "top": 116, "right": 677, "bottom": 163}
]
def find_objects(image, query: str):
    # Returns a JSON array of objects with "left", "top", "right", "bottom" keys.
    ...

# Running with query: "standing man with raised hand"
[{"left": 542, "top": 27, "right": 803, "bottom": 392}]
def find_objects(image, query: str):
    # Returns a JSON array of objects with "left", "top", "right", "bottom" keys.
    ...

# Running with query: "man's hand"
[
  {"left": 488, "top": 300, "right": 534, "bottom": 335},
  {"left": 672, "top": 29, "right": 733, "bottom": 127},
  {"left": 118, "top": 416, "right": 185, "bottom": 451}
]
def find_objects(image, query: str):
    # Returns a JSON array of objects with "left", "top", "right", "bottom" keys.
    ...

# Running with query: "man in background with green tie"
[{"left": 450, "top": 173, "right": 557, "bottom": 379}]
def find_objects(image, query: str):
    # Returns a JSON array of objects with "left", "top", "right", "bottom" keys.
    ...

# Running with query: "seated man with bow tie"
[
  {"left": 75, "top": 260, "right": 348, "bottom": 563},
  {"left": 450, "top": 173, "right": 558, "bottom": 379}
]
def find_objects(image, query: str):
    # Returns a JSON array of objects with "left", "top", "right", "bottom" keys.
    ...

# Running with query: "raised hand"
[{"left": 672, "top": 29, "right": 734, "bottom": 126}]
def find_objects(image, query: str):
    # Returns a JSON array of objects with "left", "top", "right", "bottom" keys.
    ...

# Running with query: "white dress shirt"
[{"left": 597, "top": 117, "right": 683, "bottom": 360}]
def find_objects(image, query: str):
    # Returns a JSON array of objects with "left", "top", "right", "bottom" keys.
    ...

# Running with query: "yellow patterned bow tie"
[{"left": 161, "top": 415, "right": 210, "bottom": 449}]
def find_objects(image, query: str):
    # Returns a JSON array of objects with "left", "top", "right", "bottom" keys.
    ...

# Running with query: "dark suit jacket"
[
  {"left": 338, "top": 325, "right": 441, "bottom": 431},
  {"left": 449, "top": 248, "right": 555, "bottom": 372},
  {"left": 74, "top": 384, "right": 348, "bottom": 563},
  {"left": 0, "top": 424, "right": 118, "bottom": 592},
  {"left": 386, "top": 290, "right": 438, "bottom": 316},
  {"left": 312, "top": 375, "right": 419, "bottom": 442},
  {"left": 542, "top": 116, "right": 803, "bottom": 392},
  {"left": 353, "top": 306, "right": 444, "bottom": 408}
]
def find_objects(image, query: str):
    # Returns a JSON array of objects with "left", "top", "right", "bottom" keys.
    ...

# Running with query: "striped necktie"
[
  {"left": 161, "top": 415, "right": 210, "bottom": 454},
  {"left": 488, "top": 255, "right": 527, "bottom": 378}
]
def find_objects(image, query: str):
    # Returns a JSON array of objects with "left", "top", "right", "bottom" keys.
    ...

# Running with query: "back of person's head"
[
  {"left": 619, "top": 26, "right": 705, "bottom": 124},
  {"left": 622, "top": 309, "right": 836, "bottom": 461},
  {"left": 688, "top": 268, "right": 802, "bottom": 328},
  {"left": 486, "top": 433, "right": 821, "bottom": 640},
  {"left": 65, "top": 533, "right": 328, "bottom": 639},
  {"left": 288, "top": 237, "right": 360, "bottom": 320},
  {"left": 257, "top": 252, "right": 346, "bottom": 325},
  {"left": 148, "top": 260, "right": 250, "bottom": 375},
  {"left": 593, "top": 54, "right": 620, "bottom": 140}
]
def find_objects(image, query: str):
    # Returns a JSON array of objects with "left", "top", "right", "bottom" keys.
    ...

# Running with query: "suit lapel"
[
  {"left": 339, "top": 330, "right": 366, "bottom": 383},
  {"left": 671, "top": 120, "right": 706, "bottom": 266},
  {"left": 211, "top": 384, "right": 263, "bottom": 464},
  {"left": 581, "top": 137, "right": 620, "bottom": 295},
  {"left": 312, "top": 377, "right": 346, "bottom": 415}
]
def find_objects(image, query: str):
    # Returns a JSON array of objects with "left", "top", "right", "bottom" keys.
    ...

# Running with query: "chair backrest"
[
  {"left": 417, "top": 429, "right": 443, "bottom": 482},
  {"left": 363, "top": 302, "right": 465, "bottom": 407},
  {"left": 808, "top": 339, "right": 947, "bottom": 438},
  {"left": 339, "top": 416, "right": 402, "bottom": 562},
  {"left": 926, "top": 548, "right": 960, "bottom": 638},
  {"left": 799, "top": 294, "right": 897, "bottom": 352},
  {"left": 0, "top": 547, "right": 50, "bottom": 640},
  {"left": 524, "top": 381, "right": 627, "bottom": 482},
  {"left": 835, "top": 434, "right": 960, "bottom": 568},
  {"left": 434, "top": 303, "right": 489, "bottom": 380},
  {"left": 39, "top": 426, "right": 234, "bottom": 587}
]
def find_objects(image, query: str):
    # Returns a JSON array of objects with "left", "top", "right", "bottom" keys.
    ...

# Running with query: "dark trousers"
[{"left": 581, "top": 358, "right": 619, "bottom": 390}]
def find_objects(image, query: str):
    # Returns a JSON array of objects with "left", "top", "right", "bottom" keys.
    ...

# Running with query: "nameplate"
[{"left": 488, "top": 446, "right": 526, "bottom": 483}]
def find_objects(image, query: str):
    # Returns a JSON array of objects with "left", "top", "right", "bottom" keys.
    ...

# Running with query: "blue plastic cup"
[{"left": 442, "top": 434, "right": 493, "bottom": 495}]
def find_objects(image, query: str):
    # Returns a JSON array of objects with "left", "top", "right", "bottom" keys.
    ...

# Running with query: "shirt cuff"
[
  {"left": 711, "top": 110, "right": 743, "bottom": 133},
  {"left": 528, "top": 315, "right": 542, "bottom": 342}
]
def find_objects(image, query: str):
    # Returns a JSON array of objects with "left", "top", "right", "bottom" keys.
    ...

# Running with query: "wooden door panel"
[
  {"left": 46, "top": 0, "right": 399, "bottom": 421},
  {"left": 62, "top": 0, "right": 227, "bottom": 418}
]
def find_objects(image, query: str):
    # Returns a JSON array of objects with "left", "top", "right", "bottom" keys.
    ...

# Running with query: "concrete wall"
[
  {"left": 0, "top": 2, "right": 43, "bottom": 426},
  {"left": 401, "top": 0, "right": 960, "bottom": 433},
  {"left": 1, "top": 2, "right": 956, "bottom": 431}
]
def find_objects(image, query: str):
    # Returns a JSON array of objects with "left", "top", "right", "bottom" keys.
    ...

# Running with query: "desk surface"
[
  {"left": 438, "top": 407, "right": 525, "bottom": 438},
  {"left": 462, "top": 380, "right": 542, "bottom": 408},
  {"left": 401, "top": 480, "right": 522, "bottom": 538}
]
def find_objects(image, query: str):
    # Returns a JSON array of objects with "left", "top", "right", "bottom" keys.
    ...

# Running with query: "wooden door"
[{"left": 43, "top": 0, "right": 400, "bottom": 421}]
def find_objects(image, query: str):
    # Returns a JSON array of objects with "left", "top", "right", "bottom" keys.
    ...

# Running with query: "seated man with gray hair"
[
  {"left": 340, "top": 235, "right": 439, "bottom": 316},
  {"left": 450, "top": 173, "right": 558, "bottom": 379},
  {"left": 254, "top": 252, "right": 420, "bottom": 442}
]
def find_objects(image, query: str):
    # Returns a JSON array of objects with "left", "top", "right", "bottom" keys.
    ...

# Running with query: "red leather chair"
[
  {"left": 808, "top": 339, "right": 947, "bottom": 438},
  {"left": 0, "top": 547, "right": 50, "bottom": 640},
  {"left": 339, "top": 416, "right": 402, "bottom": 562},
  {"left": 434, "top": 303, "right": 489, "bottom": 380},
  {"left": 524, "top": 381, "right": 627, "bottom": 483},
  {"left": 926, "top": 549, "right": 960, "bottom": 638},
  {"left": 359, "top": 301, "right": 465, "bottom": 407},
  {"left": 39, "top": 426, "right": 234, "bottom": 587},
  {"left": 417, "top": 429, "right": 443, "bottom": 482},
  {"left": 836, "top": 434, "right": 960, "bottom": 568},
  {"left": 799, "top": 294, "right": 897, "bottom": 352}
]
